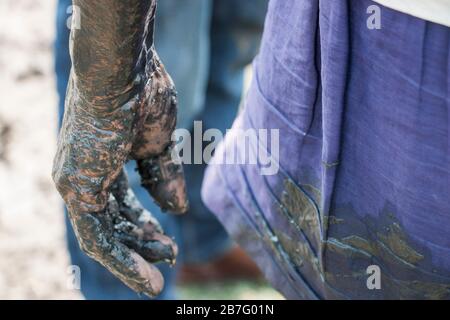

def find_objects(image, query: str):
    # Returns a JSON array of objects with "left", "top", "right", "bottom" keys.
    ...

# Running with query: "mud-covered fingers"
[
  {"left": 67, "top": 209, "right": 165, "bottom": 297},
  {"left": 107, "top": 182, "right": 177, "bottom": 264},
  {"left": 109, "top": 169, "right": 164, "bottom": 233},
  {"left": 137, "top": 145, "right": 188, "bottom": 214},
  {"left": 114, "top": 230, "right": 178, "bottom": 265},
  {"left": 104, "top": 242, "right": 165, "bottom": 297},
  {"left": 111, "top": 193, "right": 178, "bottom": 265}
]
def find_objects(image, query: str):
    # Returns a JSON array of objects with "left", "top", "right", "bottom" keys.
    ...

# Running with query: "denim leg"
[
  {"left": 55, "top": 0, "right": 71, "bottom": 128},
  {"left": 155, "top": 0, "right": 213, "bottom": 130},
  {"left": 201, "top": 0, "right": 269, "bottom": 131},
  {"left": 153, "top": 0, "right": 224, "bottom": 264},
  {"left": 55, "top": 0, "right": 175, "bottom": 300},
  {"left": 176, "top": 0, "right": 269, "bottom": 264}
]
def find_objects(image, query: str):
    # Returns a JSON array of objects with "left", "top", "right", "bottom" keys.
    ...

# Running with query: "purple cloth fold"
[{"left": 202, "top": 0, "right": 450, "bottom": 299}]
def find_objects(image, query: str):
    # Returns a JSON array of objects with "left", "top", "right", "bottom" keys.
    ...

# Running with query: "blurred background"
[{"left": 0, "top": 0, "right": 282, "bottom": 299}]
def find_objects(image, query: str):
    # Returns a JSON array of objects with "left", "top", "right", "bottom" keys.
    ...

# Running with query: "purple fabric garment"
[{"left": 201, "top": 0, "right": 450, "bottom": 299}]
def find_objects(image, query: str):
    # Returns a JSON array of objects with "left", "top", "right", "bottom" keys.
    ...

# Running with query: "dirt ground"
[
  {"left": 0, "top": 0, "right": 82, "bottom": 299},
  {"left": 0, "top": 0, "right": 282, "bottom": 300}
]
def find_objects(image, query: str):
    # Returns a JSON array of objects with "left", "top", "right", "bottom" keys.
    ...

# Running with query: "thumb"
[{"left": 137, "top": 144, "right": 188, "bottom": 214}]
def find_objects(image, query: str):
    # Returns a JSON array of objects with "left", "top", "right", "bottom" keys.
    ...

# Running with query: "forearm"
[{"left": 70, "top": 0, "right": 156, "bottom": 112}]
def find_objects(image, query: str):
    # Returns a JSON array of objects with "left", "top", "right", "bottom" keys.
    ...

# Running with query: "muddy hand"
[{"left": 52, "top": 0, "right": 187, "bottom": 296}]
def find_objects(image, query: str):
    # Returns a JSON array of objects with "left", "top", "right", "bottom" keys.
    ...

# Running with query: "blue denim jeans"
[
  {"left": 55, "top": 0, "right": 267, "bottom": 299},
  {"left": 157, "top": 0, "right": 268, "bottom": 264}
]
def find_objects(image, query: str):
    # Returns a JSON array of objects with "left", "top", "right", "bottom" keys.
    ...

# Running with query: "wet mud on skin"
[
  {"left": 275, "top": 179, "right": 450, "bottom": 299},
  {"left": 137, "top": 145, "right": 188, "bottom": 214},
  {"left": 52, "top": 0, "right": 187, "bottom": 296}
]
